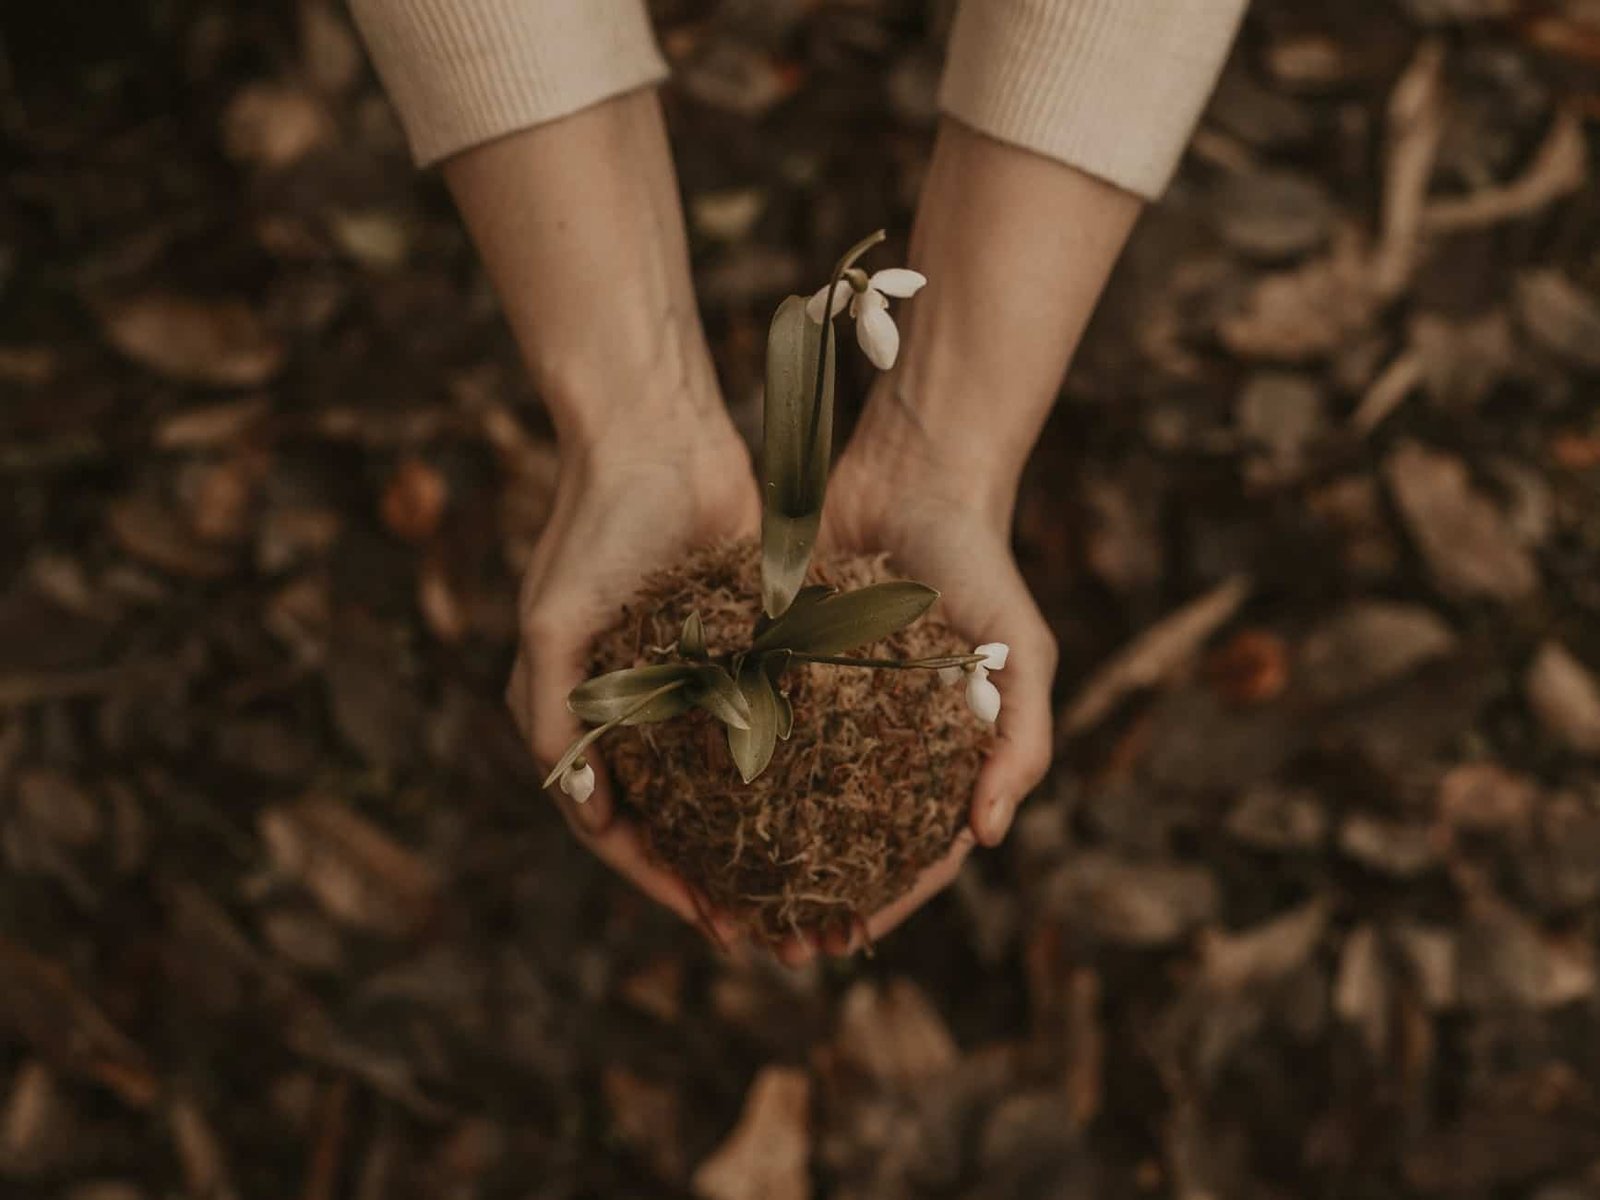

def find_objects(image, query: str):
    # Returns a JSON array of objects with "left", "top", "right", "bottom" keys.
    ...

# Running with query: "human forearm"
[
  {"left": 442, "top": 89, "right": 729, "bottom": 456},
  {"left": 850, "top": 118, "right": 1142, "bottom": 520}
]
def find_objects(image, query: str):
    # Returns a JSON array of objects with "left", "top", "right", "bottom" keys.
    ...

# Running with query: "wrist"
[{"left": 846, "top": 373, "right": 1025, "bottom": 530}]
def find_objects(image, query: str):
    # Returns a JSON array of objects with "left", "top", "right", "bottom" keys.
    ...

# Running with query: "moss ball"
[{"left": 591, "top": 541, "right": 987, "bottom": 944}]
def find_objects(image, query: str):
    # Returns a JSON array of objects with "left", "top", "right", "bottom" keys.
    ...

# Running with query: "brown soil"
[{"left": 591, "top": 541, "right": 988, "bottom": 943}]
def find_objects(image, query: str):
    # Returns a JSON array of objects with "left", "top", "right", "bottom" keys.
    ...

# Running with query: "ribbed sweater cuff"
[
  {"left": 350, "top": 0, "right": 669, "bottom": 168},
  {"left": 940, "top": 0, "right": 1248, "bottom": 200}
]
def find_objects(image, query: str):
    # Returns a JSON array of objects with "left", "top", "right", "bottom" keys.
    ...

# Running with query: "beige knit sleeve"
[
  {"left": 349, "top": 0, "right": 668, "bottom": 167},
  {"left": 940, "top": 0, "right": 1249, "bottom": 200}
]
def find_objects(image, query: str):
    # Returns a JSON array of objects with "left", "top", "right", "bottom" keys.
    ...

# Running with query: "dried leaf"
[
  {"left": 1218, "top": 226, "right": 1379, "bottom": 361},
  {"left": 100, "top": 293, "right": 284, "bottom": 388},
  {"left": 1060, "top": 575, "right": 1252, "bottom": 736},
  {"left": 832, "top": 979, "right": 958, "bottom": 1091},
  {"left": 221, "top": 81, "right": 331, "bottom": 168},
  {"left": 0, "top": 936, "right": 158, "bottom": 1108},
  {"left": 1526, "top": 641, "right": 1600, "bottom": 755},
  {"left": 1385, "top": 440, "right": 1539, "bottom": 602},
  {"left": 1297, "top": 600, "right": 1458, "bottom": 703},
  {"left": 258, "top": 796, "right": 439, "bottom": 937},
  {"left": 1514, "top": 269, "right": 1600, "bottom": 372},
  {"left": 1422, "top": 107, "right": 1587, "bottom": 233},
  {"left": 1043, "top": 852, "right": 1219, "bottom": 947},
  {"left": 692, "top": 1067, "right": 811, "bottom": 1200},
  {"left": 1373, "top": 40, "right": 1445, "bottom": 297}
]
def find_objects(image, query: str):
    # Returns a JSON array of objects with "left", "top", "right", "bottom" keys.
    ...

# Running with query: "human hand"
[
  {"left": 505, "top": 410, "right": 759, "bottom": 944},
  {"left": 776, "top": 438, "right": 1057, "bottom": 960}
]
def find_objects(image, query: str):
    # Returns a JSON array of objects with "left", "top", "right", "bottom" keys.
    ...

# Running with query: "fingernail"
[{"left": 982, "top": 795, "right": 1015, "bottom": 845}]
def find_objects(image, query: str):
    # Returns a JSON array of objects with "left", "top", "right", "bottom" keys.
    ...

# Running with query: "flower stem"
[
  {"left": 805, "top": 229, "right": 887, "bottom": 458},
  {"left": 788, "top": 651, "right": 986, "bottom": 671},
  {"left": 541, "top": 678, "right": 689, "bottom": 788}
]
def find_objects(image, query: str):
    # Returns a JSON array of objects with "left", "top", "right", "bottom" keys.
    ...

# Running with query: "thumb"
[{"left": 971, "top": 610, "right": 1057, "bottom": 847}]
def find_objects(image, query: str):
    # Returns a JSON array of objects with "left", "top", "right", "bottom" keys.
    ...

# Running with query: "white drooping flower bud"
[
  {"left": 966, "top": 671, "right": 1002, "bottom": 724},
  {"left": 976, "top": 642, "right": 1010, "bottom": 671},
  {"left": 806, "top": 267, "right": 927, "bottom": 370},
  {"left": 559, "top": 759, "right": 596, "bottom": 804}
]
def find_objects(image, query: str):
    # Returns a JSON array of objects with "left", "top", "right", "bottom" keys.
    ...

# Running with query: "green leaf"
[
  {"left": 750, "top": 581, "right": 939, "bottom": 657},
  {"left": 761, "top": 294, "right": 835, "bottom": 617},
  {"left": 678, "top": 611, "right": 707, "bottom": 659},
  {"left": 567, "top": 664, "right": 699, "bottom": 726},
  {"left": 691, "top": 665, "right": 752, "bottom": 730},
  {"left": 543, "top": 677, "right": 692, "bottom": 787},
  {"left": 760, "top": 511, "right": 821, "bottom": 621},
  {"left": 727, "top": 662, "right": 780, "bottom": 783}
]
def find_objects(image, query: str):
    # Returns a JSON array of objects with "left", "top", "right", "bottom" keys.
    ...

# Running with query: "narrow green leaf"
[
  {"left": 568, "top": 664, "right": 699, "bottom": 725},
  {"left": 760, "top": 511, "right": 820, "bottom": 619},
  {"left": 543, "top": 678, "right": 691, "bottom": 787},
  {"left": 727, "top": 663, "right": 779, "bottom": 783},
  {"left": 761, "top": 295, "right": 835, "bottom": 617},
  {"left": 750, "top": 581, "right": 939, "bottom": 657},
  {"left": 692, "top": 665, "right": 752, "bottom": 730},
  {"left": 678, "top": 611, "right": 707, "bottom": 659}
]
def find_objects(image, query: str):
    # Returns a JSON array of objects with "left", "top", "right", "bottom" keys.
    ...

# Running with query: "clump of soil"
[{"left": 592, "top": 541, "right": 988, "bottom": 943}]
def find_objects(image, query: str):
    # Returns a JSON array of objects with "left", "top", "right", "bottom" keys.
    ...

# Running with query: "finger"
[
  {"left": 774, "top": 935, "right": 818, "bottom": 968},
  {"left": 838, "top": 829, "right": 976, "bottom": 955},
  {"left": 972, "top": 621, "right": 1057, "bottom": 847},
  {"left": 578, "top": 817, "right": 705, "bottom": 929}
]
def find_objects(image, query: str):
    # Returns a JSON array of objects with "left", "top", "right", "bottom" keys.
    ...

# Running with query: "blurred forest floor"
[{"left": 5, "top": 1, "right": 1600, "bottom": 1197}]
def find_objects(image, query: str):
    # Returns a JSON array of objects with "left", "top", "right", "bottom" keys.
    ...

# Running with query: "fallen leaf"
[
  {"left": 1422, "top": 107, "right": 1587, "bottom": 233},
  {"left": 1218, "top": 228, "right": 1379, "bottom": 361},
  {"left": 692, "top": 1067, "right": 810, "bottom": 1200},
  {"left": 1043, "top": 852, "right": 1218, "bottom": 947},
  {"left": 1373, "top": 40, "right": 1445, "bottom": 298},
  {"left": 1514, "top": 270, "right": 1600, "bottom": 372},
  {"left": 1384, "top": 440, "right": 1538, "bottom": 603},
  {"left": 1060, "top": 575, "right": 1251, "bottom": 737},
  {"left": 258, "top": 796, "right": 439, "bottom": 937},
  {"left": 832, "top": 979, "right": 958, "bottom": 1092},
  {"left": 1297, "top": 600, "right": 1457, "bottom": 703},
  {"left": 0, "top": 936, "right": 158, "bottom": 1108},
  {"left": 1201, "top": 900, "right": 1330, "bottom": 992},
  {"left": 1434, "top": 762, "right": 1538, "bottom": 840},
  {"left": 1526, "top": 641, "right": 1600, "bottom": 755},
  {"left": 220, "top": 81, "right": 332, "bottom": 168},
  {"left": 100, "top": 293, "right": 284, "bottom": 388}
]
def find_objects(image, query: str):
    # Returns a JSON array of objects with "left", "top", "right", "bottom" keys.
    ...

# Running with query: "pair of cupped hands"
[{"left": 504, "top": 395, "right": 1056, "bottom": 964}]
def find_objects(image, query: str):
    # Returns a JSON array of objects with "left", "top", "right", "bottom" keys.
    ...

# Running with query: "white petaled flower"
[
  {"left": 966, "top": 672, "right": 1002, "bottom": 725},
  {"left": 938, "top": 642, "right": 1011, "bottom": 724},
  {"left": 806, "top": 267, "right": 927, "bottom": 370},
  {"left": 976, "top": 642, "right": 1010, "bottom": 671},
  {"left": 559, "top": 759, "right": 595, "bottom": 804}
]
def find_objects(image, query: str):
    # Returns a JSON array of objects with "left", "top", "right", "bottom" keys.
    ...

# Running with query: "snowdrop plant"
[{"left": 546, "top": 232, "right": 1001, "bottom": 799}]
